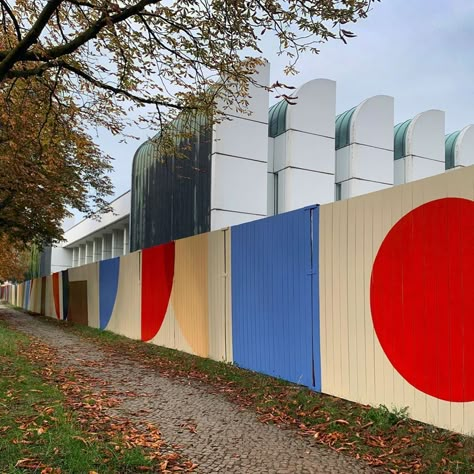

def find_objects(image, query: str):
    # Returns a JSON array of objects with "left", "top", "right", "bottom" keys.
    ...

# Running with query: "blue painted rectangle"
[
  {"left": 24, "top": 280, "right": 31, "bottom": 309},
  {"left": 99, "top": 257, "right": 120, "bottom": 330},
  {"left": 231, "top": 207, "right": 321, "bottom": 389}
]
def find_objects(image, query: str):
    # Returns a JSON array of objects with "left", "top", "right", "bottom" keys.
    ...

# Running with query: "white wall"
[
  {"left": 271, "top": 79, "right": 337, "bottom": 212},
  {"left": 336, "top": 95, "right": 394, "bottom": 199},
  {"left": 63, "top": 191, "right": 130, "bottom": 247},
  {"left": 453, "top": 125, "right": 474, "bottom": 168},
  {"left": 395, "top": 110, "right": 445, "bottom": 184},
  {"left": 210, "top": 62, "right": 270, "bottom": 229}
]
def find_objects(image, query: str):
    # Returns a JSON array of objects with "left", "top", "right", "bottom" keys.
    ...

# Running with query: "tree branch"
[
  {"left": 0, "top": 0, "right": 22, "bottom": 41},
  {"left": 60, "top": 61, "right": 193, "bottom": 110},
  {"left": 0, "top": 0, "right": 64, "bottom": 81},
  {"left": 0, "top": 0, "right": 162, "bottom": 67}
]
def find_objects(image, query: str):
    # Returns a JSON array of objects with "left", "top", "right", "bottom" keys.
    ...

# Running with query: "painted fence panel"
[
  {"left": 2, "top": 165, "right": 472, "bottom": 435},
  {"left": 231, "top": 207, "right": 321, "bottom": 389},
  {"left": 68, "top": 263, "right": 99, "bottom": 327},
  {"left": 24, "top": 280, "right": 31, "bottom": 310},
  {"left": 208, "top": 229, "right": 232, "bottom": 362},
  {"left": 104, "top": 252, "right": 141, "bottom": 340},
  {"left": 147, "top": 230, "right": 231, "bottom": 361},
  {"left": 319, "top": 165, "right": 474, "bottom": 434},
  {"left": 44, "top": 275, "right": 55, "bottom": 318}
]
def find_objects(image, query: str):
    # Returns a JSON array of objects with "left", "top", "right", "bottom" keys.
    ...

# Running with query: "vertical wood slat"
[
  {"left": 106, "top": 252, "right": 141, "bottom": 340},
  {"left": 319, "top": 166, "right": 474, "bottom": 434},
  {"left": 231, "top": 207, "right": 321, "bottom": 389}
]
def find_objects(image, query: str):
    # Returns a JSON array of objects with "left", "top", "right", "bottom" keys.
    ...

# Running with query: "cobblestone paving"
[{"left": 1, "top": 305, "right": 378, "bottom": 474}]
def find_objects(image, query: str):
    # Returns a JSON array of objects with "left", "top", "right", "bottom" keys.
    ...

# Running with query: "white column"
[
  {"left": 271, "top": 79, "right": 336, "bottom": 213},
  {"left": 394, "top": 110, "right": 445, "bottom": 184},
  {"left": 102, "top": 234, "right": 112, "bottom": 260},
  {"left": 111, "top": 229, "right": 124, "bottom": 258},
  {"left": 78, "top": 244, "right": 86, "bottom": 266},
  {"left": 93, "top": 238, "right": 102, "bottom": 262},
  {"left": 72, "top": 247, "right": 79, "bottom": 267},
  {"left": 123, "top": 225, "right": 129, "bottom": 255},
  {"left": 336, "top": 95, "right": 394, "bottom": 200},
  {"left": 210, "top": 62, "right": 270, "bottom": 229},
  {"left": 85, "top": 241, "right": 94, "bottom": 264}
]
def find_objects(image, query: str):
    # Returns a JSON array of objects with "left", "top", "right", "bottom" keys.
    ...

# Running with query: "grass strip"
[{"left": 0, "top": 318, "right": 194, "bottom": 473}]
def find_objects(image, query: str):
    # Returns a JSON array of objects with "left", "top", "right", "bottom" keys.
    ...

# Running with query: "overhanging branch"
[{"left": 0, "top": 0, "right": 64, "bottom": 81}]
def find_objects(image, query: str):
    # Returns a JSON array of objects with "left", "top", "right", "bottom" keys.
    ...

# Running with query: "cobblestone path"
[{"left": 1, "top": 305, "right": 377, "bottom": 474}]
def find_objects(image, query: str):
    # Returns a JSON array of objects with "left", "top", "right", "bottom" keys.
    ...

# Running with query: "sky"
[{"left": 92, "top": 0, "right": 474, "bottom": 205}]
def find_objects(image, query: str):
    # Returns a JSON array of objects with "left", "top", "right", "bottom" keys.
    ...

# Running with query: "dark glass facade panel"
[{"left": 130, "top": 117, "right": 212, "bottom": 252}]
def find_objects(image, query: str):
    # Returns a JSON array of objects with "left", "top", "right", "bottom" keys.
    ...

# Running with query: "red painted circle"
[{"left": 370, "top": 198, "right": 474, "bottom": 402}]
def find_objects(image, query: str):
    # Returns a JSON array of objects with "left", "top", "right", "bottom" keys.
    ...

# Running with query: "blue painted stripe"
[
  {"left": 24, "top": 280, "right": 31, "bottom": 309},
  {"left": 99, "top": 257, "right": 120, "bottom": 330},
  {"left": 310, "top": 207, "right": 321, "bottom": 392},
  {"left": 231, "top": 207, "right": 321, "bottom": 389}
]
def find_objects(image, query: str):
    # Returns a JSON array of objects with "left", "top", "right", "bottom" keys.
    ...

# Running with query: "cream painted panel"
[
  {"left": 150, "top": 303, "right": 195, "bottom": 355},
  {"left": 338, "top": 200, "right": 350, "bottom": 398},
  {"left": 224, "top": 229, "right": 233, "bottom": 362},
  {"left": 33, "top": 279, "right": 42, "bottom": 313},
  {"left": 106, "top": 252, "right": 141, "bottom": 340},
  {"left": 44, "top": 276, "right": 55, "bottom": 318},
  {"left": 320, "top": 165, "right": 474, "bottom": 433},
  {"left": 319, "top": 202, "right": 332, "bottom": 392},
  {"left": 151, "top": 304, "right": 176, "bottom": 349},
  {"left": 172, "top": 234, "right": 209, "bottom": 357},
  {"left": 208, "top": 230, "right": 229, "bottom": 361}
]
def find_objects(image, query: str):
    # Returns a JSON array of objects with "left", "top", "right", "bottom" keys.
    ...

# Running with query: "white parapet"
[
  {"left": 445, "top": 125, "right": 474, "bottom": 169},
  {"left": 394, "top": 110, "right": 445, "bottom": 184},
  {"left": 336, "top": 95, "right": 394, "bottom": 200},
  {"left": 270, "top": 79, "right": 337, "bottom": 213},
  {"left": 210, "top": 62, "right": 270, "bottom": 230}
]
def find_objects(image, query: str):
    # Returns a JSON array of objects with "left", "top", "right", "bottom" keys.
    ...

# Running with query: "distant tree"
[
  {"left": 0, "top": 234, "right": 30, "bottom": 281},
  {"left": 0, "top": 0, "right": 378, "bottom": 246}
]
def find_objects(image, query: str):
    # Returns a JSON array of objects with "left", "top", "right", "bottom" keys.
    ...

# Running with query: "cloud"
[{"left": 95, "top": 0, "right": 474, "bottom": 206}]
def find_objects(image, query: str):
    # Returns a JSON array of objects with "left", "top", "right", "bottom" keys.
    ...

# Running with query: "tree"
[
  {"left": 0, "top": 75, "right": 113, "bottom": 246},
  {"left": 0, "top": 0, "right": 377, "bottom": 246},
  {"left": 0, "top": 234, "right": 30, "bottom": 281}
]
